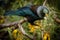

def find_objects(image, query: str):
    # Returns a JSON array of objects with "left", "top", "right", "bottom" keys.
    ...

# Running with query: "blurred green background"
[{"left": 0, "top": 0, "right": 60, "bottom": 40}]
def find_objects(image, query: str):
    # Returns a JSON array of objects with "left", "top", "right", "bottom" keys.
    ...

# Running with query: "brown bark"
[
  {"left": 0, "top": 18, "right": 27, "bottom": 29},
  {"left": 53, "top": 15, "right": 60, "bottom": 23}
]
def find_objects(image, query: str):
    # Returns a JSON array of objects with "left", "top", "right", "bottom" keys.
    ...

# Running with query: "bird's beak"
[
  {"left": 45, "top": 14, "right": 48, "bottom": 17},
  {"left": 44, "top": 14, "right": 48, "bottom": 20}
]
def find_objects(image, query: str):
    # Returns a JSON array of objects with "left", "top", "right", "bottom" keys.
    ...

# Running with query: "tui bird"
[{"left": 4, "top": 5, "right": 49, "bottom": 25}]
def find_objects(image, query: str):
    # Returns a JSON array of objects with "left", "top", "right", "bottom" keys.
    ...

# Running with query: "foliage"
[{"left": 0, "top": 0, "right": 60, "bottom": 40}]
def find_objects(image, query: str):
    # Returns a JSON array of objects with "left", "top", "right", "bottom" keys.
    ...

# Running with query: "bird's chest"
[{"left": 26, "top": 15, "right": 39, "bottom": 24}]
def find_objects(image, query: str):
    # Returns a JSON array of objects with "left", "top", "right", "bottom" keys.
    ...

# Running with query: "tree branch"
[
  {"left": 0, "top": 18, "right": 27, "bottom": 29},
  {"left": 43, "top": 0, "right": 47, "bottom": 6},
  {"left": 18, "top": 23, "right": 33, "bottom": 40},
  {"left": 53, "top": 15, "right": 60, "bottom": 23},
  {"left": 0, "top": 18, "right": 34, "bottom": 40}
]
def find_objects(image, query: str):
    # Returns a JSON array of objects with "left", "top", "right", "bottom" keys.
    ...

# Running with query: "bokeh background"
[{"left": 0, "top": 0, "right": 60, "bottom": 40}]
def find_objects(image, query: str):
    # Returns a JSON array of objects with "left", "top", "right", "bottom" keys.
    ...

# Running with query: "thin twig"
[
  {"left": 53, "top": 15, "right": 60, "bottom": 23},
  {"left": 18, "top": 23, "right": 33, "bottom": 40},
  {"left": 43, "top": 0, "right": 47, "bottom": 6}
]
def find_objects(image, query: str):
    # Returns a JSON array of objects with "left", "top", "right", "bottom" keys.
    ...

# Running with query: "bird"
[{"left": 4, "top": 5, "right": 49, "bottom": 25}]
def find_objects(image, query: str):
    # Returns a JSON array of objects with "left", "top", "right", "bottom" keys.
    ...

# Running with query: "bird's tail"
[
  {"left": 4, "top": 10, "right": 22, "bottom": 16},
  {"left": 4, "top": 7, "right": 32, "bottom": 16},
  {"left": 4, "top": 10, "right": 16, "bottom": 16}
]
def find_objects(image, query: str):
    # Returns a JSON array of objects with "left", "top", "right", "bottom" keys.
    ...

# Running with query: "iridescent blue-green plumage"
[
  {"left": 4, "top": 7, "right": 38, "bottom": 18},
  {"left": 4, "top": 6, "right": 40, "bottom": 24},
  {"left": 4, "top": 6, "right": 49, "bottom": 25}
]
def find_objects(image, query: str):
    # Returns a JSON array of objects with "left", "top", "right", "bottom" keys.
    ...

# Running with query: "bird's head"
[{"left": 37, "top": 6, "right": 49, "bottom": 19}]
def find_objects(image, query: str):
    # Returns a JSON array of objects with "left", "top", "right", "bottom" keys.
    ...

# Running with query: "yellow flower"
[
  {"left": 28, "top": 20, "right": 42, "bottom": 32},
  {"left": 12, "top": 29, "right": 18, "bottom": 34},
  {"left": 12, "top": 29, "right": 18, "bottom": 39},
  {"left": 28, "top": 23, "right": 36, "bottom": 32},
  {"left": 30, "top": 27, "right": 36, "bottom": 32},
  {"left": 0, "top": 20, "right": 4, "bottom": 23},
  {"left": 12, "top": 29, "right": 23, "bottom": 40},
  {"left": 43, "top": 32, "right": 50, "bottom": 40}
]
